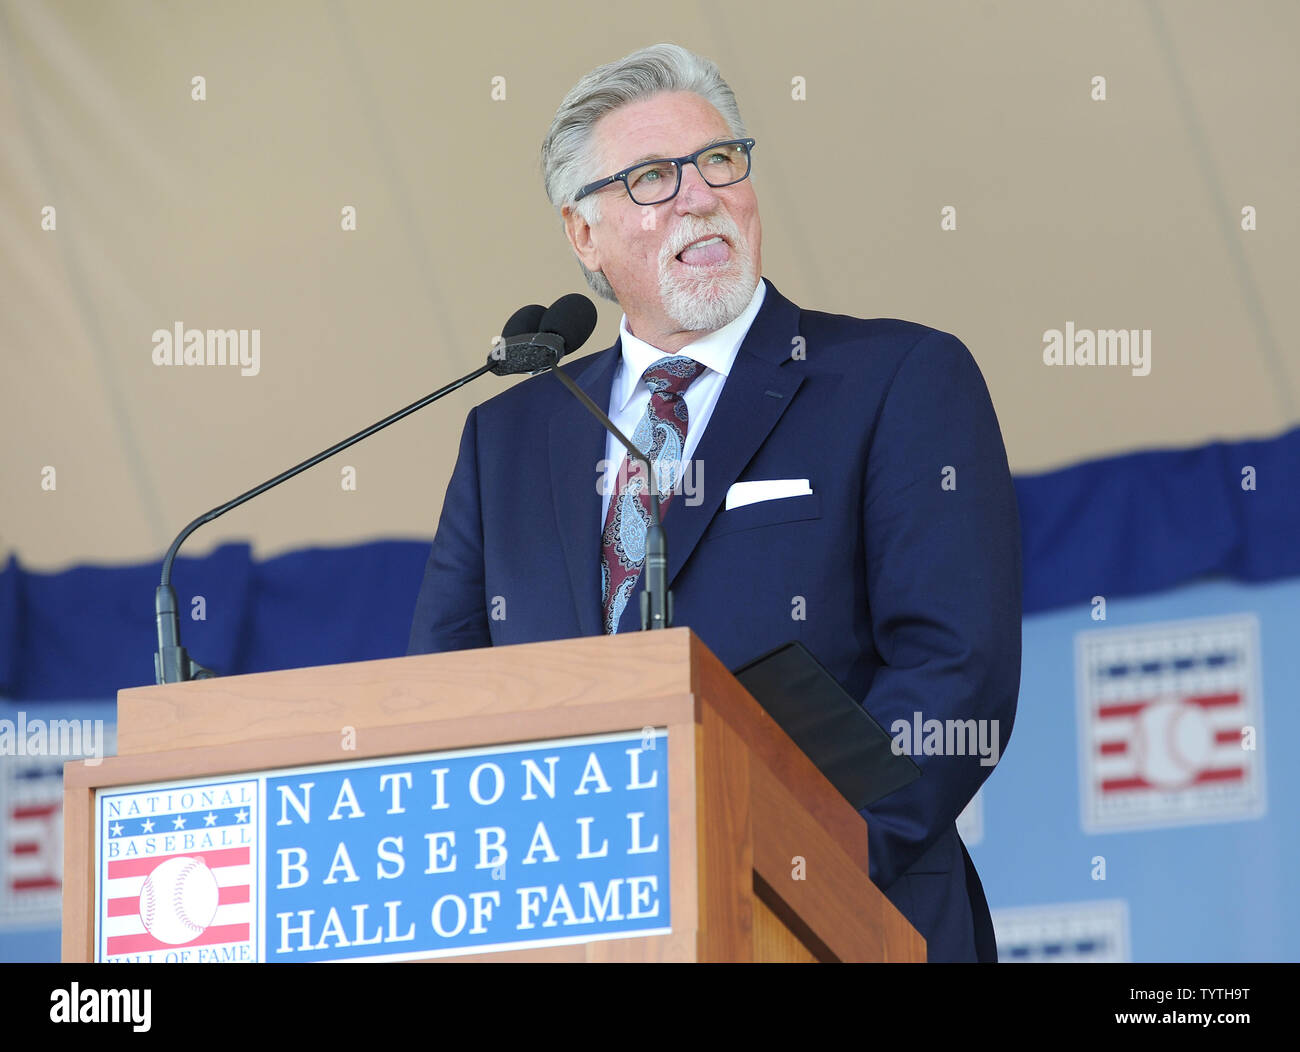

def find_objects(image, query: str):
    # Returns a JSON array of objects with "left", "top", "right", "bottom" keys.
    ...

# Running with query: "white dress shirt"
[{"left": 600, "top": 278, "right": 767, "bottom": 528}]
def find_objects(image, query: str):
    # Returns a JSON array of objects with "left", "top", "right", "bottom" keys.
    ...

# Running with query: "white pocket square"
[{"left": 725, "top": 479, "right": 813, "bottom": 511}]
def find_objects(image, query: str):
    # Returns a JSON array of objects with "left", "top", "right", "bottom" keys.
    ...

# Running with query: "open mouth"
[{"left": 675, "top": 235, "right": 732, "bottom": 266}]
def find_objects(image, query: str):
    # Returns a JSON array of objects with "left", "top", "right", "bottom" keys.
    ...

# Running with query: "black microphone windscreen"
[
  {"left": 539, "top": 294, "right": 598, "bottom": 354},
  {"left": 502, "top": 304, "right": 547, "bottom": 339}
]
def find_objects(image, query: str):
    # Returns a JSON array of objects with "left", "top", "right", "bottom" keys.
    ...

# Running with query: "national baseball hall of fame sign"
[{"left": 94, "top": 729, "right": 671, "bottom": 962}]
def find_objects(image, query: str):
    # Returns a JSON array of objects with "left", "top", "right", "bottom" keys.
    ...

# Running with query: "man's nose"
[{"left": 673, "top": 163, "right": 720, "bottom": 213}]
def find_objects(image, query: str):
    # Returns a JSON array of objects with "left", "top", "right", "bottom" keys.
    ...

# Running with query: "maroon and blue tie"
[{"left": 600, "top": 355, "right": 707, "bottom": 634}]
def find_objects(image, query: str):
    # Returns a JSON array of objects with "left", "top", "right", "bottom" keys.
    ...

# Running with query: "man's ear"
[{"left": 563, "top": 203, "right": 602, "bottom": 275}]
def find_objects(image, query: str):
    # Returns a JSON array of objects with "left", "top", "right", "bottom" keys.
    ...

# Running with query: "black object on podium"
[{"left": 732, "top": 640, "right": 921, "bottom": 810}]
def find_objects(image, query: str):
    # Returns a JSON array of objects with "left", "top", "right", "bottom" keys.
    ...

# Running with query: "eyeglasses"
[{"left": 573, "top": 138, "right": 756, "bottom": 206}]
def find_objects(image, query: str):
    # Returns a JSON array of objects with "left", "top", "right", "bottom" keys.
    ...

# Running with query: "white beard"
[{"left": 657, "top": 224, "right": 758, "bottom": 332}]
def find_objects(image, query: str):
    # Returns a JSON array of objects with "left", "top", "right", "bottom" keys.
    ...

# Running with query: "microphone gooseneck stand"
[
  {"left": 152, "top": 291, "right": 666, "bottom": 686},
  {"left": 154, "top": 364, "right": 493, "bottom": 684},
  {"left": 545, "top": 368, "right": 672, "bottom": 632}
]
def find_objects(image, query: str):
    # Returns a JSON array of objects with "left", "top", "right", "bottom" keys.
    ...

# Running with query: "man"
[{"left": 409, "top": 43, "right": 1022, "bottom": 962}]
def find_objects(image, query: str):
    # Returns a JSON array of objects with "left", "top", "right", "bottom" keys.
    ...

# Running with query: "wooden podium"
[{"left": 63, "top": 627, "right": 924, "bottom": 962}]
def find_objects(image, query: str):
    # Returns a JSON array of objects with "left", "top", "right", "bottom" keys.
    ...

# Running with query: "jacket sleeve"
[
  {"left": 857, "top": 330, "right": 1022, "bottom": 889},
  {"left": 407, "top": 406, "right": 493, "bottom": 655}
]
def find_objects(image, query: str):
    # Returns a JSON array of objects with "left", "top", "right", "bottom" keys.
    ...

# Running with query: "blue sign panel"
[{"left": 262, "top": 729, "right": 670, "bottom": 960}]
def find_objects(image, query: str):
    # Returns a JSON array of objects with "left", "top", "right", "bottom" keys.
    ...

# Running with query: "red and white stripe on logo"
[
  {"left": 1093, "top": 691, "right": 1246, "bottom": 794},
  {"left": 3, "top": 766, "right": 64, "bottom": 917},
  {"left": 103, "top": 847, "right": 251, "bottom": 956}
]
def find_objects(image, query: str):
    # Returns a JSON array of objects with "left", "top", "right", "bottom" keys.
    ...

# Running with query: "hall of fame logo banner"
[
  {"left": 94, "top": 729, "right": 670, "bottom": 962},
  {"left": 1075, "top": 614, "right": 1265, "bottom": 833},
  {"left": 993, "top": 900, "right": 1130, "bottom": 963},
  {"left": 2, "top": 703, "right": 116, "bottom": 933},
  {"left": 97, "top": 778, "right": 258, "bottom": 962}
]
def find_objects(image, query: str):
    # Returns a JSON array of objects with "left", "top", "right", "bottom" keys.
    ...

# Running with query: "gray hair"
[{"left": 540, "top": 43, "right": 747, "bottom": 302}]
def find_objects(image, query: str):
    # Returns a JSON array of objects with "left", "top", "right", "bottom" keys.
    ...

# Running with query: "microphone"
[
  {"left": 490, "top": 302, "right": 549, "bottom": 375},
  {"left": 514, "top": 294, "right": 675, "bottom": 632},
  {"left": 540, "top": 294, "right": 599, "bottom": 352},
  {"left": 489, "top": 295, "right": 597, "bottom": 375},
  {"left": 502, "top": 303, "right": 545, "bottom": 338}
]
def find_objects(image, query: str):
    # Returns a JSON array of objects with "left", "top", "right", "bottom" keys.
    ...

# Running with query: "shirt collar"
[{"left": 612, "top": 278, "right": 767, "bottom": 415}]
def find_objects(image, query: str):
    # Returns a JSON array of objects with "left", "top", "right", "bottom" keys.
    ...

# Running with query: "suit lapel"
[{"left": 548, "top": 342, "right": 621, "bottom": 637}]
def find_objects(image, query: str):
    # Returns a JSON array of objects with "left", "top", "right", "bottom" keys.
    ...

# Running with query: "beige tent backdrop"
[
  {"left": 2, "top": 0, "right": 1299, "bottom": 968},
  {"left": 2, "top": 0, "right": 1295, "bottom": 572}
]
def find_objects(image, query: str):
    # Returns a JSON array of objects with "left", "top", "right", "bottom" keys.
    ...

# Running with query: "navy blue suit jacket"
[{"left": 408, "top": 277, "right": 1022, "bottom": 961}]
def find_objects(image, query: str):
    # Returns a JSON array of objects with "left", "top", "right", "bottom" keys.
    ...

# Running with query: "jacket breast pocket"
[{"left": 703, "top": 491, "right": 822, "bottom": 541}]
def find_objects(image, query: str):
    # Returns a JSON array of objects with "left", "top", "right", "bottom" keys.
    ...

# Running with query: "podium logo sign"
[
  {"left": 95, "top": 729, "right": 670, "bottom": 961},
  {"left": 98, "top": 780, "right": 258, "bottom": 961},
  {"left": 1076, "top": 615, "right": 1265, "bottom": 833}
]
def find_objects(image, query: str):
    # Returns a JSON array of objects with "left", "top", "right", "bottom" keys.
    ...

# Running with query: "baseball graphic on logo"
[
  {"left": 1133, "top": 696, "right": 1214, "bottom": 789},
  {"left": 138, "top": 856, "right": 220, "bottom": 944}
]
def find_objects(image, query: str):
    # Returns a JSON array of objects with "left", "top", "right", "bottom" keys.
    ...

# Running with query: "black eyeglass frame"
[{"left": 571, "top": 138, "right": 756, "bottom": 205}]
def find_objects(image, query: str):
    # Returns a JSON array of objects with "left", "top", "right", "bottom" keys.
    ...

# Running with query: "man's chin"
[{"left": 660, "top": 262, "right": 755, "bottom": 332}]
